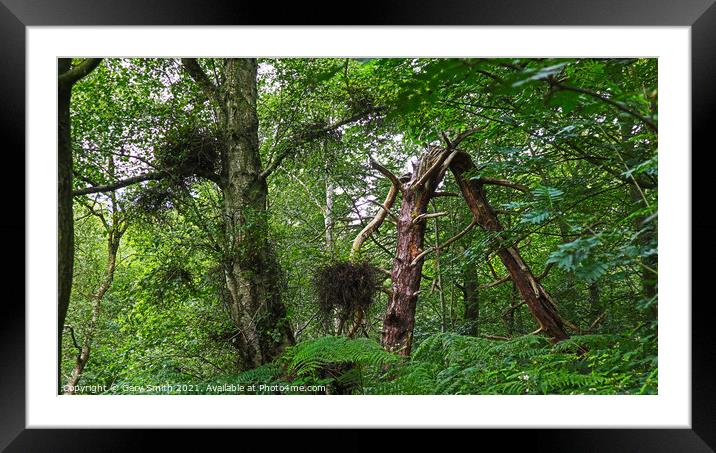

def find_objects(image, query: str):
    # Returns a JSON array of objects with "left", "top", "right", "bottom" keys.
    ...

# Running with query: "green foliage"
[
  {"left": 186, "top": 331, "right": 656, "bottom": 396},
  {"left": 371, "top": 331, "right": 656, "bottom": 395},
  {"left": 66, "top": 57, "right": 658, "bottom": 396}
]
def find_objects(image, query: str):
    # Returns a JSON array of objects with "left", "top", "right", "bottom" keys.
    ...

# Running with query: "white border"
[{"left": 27, "top": 26, "right": 691, "bottom": 428}]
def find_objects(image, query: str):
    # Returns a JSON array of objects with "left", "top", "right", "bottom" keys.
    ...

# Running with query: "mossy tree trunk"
[
  {"left": 57, "top": 58, "right": 102, "bottom": 391},
  {"left": 183, "top": 58, "right": 294, "bottom": 369}
]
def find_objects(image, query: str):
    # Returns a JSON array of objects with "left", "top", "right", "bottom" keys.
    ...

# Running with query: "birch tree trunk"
[
  {"left": 64, "top": 231, "right": 121, "bottom": 394},
  {"left": 217, "top": 59, "right": 294, "bottom": 369}
]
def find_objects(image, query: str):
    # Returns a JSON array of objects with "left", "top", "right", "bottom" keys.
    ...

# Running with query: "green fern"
[{"left": 198, "top": 329, "right": 656, "bottom": 395}]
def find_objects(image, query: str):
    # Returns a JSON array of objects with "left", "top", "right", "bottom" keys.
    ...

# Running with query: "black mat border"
[{"left": 1, "top": 1, "right": 712, "bottom": 450}]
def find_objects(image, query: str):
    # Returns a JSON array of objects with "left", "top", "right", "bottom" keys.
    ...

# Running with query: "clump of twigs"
[
  {"left": 155, "top": 127, "right": 224, "bottom": 182},
  {"left": 314, "top": 261, "right": 379, "bottom": 336},
  {"left": 133, "top": 127, "right": 225, "bottom": 219}
]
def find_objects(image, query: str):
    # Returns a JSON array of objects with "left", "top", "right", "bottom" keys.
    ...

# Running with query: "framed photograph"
[{"left": 4, "top": 0, "right": 713, "bottom": 450}]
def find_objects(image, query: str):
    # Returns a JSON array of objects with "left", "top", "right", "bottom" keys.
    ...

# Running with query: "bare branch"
[
  {"left": 536, "top": 262, "right": 555, "bottom": 280},
  {"left": 449, "top": 127, "right": 482, "bottom": 148},
  {"left": 368, "top": 234, "right": 396, "bottom": 260},
  {"left": 479, "top": 274, "right": 512, "bottom": 290},
  {"left": 365, "top": 198, "right": 398, "bottom": 222},
  {"left": 376, "top": 267, "right": 392, "bottom": 277},
  {"left": 73, "top": 172, "right": 162, "bottom": 196},
  {"left": 478, "top": 177, "right": 529, "bottom": 192},
  {"left": 351, "top": 182, "right": 399, "bottom": 257},
  {"left": 433, "top": 191, "right": 460, "bottom": 198},
  {"left": 411, "top": 218, "right": 478, "bottom": 266},
  {"left": 369, "top": 158, "right": 403, "bottom": 191},
  {"left": 555, "top": 83, "right": 657, "bottom": 132},
  {"left": 438, "top": 149, "right": 460, "bottom": 176},
  {"left": 440, "top": 131, "right": 452, "bottom": 148},
  {"left": 378, "top": 286, "right": 394, "bottom": 298},
  {"left": 412, "top": 211, "right": 448, "bottom": 225},
  {"left": 261, "top": 107, "right": 383, "bottom": 180},
  {"left": 480, "top": 334, "right": 511, "bottom": 341},
  {"left": 63, "top": 325, "right": 82, "bottom": 355}
]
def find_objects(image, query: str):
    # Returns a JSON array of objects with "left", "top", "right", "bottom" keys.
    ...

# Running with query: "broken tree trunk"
[
  {"left": 379, "top": 146, "right": 456, "bottom": 355},
  {"left": 449, "top": 151, "right": 570, "bottom": 342}
]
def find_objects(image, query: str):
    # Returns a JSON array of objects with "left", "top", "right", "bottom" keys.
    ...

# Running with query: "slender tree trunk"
[
  {"left": 503, "top": 284, "right": 517, "bottom": 336},
  {"left": 589, "top": 281, "right": 601, "bottom": 320},
  {"left": 58, "top": 60, "right": 74, "bottom": 388},
  {"left": 64, "top": 233, "right": 121, "bottom": 394},
  {"left": 325, "top": 181, "right": 335, "bottom": 253},
  {"left": 461, "top": 264, "right": 480, "bottom": 336},
  {"left": 433, "top": 217, "right": 447, "bottom": 333},
  {"left": 57, "top": 58, "right": 102, "bottom": 390},
  {"left": 218, "top": 59, "right": 294, "bottom": 369},
  {"left": 630, "top": 184, "right": 658, "bottom": 321},
  {"left": 450, "top": 152, "right": 570, "bottom": 342}
]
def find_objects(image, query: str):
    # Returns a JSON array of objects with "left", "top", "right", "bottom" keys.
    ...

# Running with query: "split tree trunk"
[
  {"left": 382, "top": 187, "right": 432, "bottom": 355},
  {"left": 449, "top": 151, "right": 570, "bottom": 342},
  {"left": 381, "top": 147, "right": 448, "bottom": 355}
]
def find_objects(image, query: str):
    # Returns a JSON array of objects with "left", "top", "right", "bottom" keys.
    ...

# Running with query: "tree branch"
[
  {"left": 478, "top": 177, "right": 529, "bottom": 192},
  {"left": 58, "top": 58, "right": 103, "bottom": 86},
  {"left": 260, "top": 107, "right": 383, "bottom": 180},
  {"left": 411, "top": 149, "right": 455, "bottom": 190},
  {"left": 449, "top": 127, "right": 482, "bottom": 148},
  {"left": 181, "top": 58, "right": 220, "bottom": 102},
  {"left": 536, "top": 262, "right": 555, "bottom": 280},
  {"left": 555, "top": 83, "right": 657, "bottom": 133},
  {"left": 433, "top": 191, "right": 460, "bottom": 198},
  {"left": 479, "top": 274, "right": 512, "bottom": 290},
  {"left": 412, "top": 211, "right": 448, "bottom": 225},
  {"left": 369, "top": 158, "right": 403, "bottom": 191},
  {"left": 411, "top": 218, "right": 478, "bottom": 266},
  {"left": 73, "top": 172, "right": 162, "bottom": 196},
  {"left": 351, "top": 182, "right": 399, "bottom": 257}
]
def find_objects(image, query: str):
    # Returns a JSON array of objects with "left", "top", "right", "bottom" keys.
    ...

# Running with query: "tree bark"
[
  {"left": 58, "top": 60, "right": 74, "bottom": 389},
  {"left": 216, "top": 59, "right": 294, "bottom": 369},
  {"left": 589, "top": 281, "right": 601, "bottom": 321},
  {"left": 449, "top": 151, "right": 570, "bottom": 342},
  {"left": 381, "top": 148, "right": 445, "bottom": 355},
  {"left": 57, "top": 58, "right": 102, "bottom": 390},
  {"left": 64, "top": 230, "right": 121, "bottom": 394},
  {"left": 461, "top": 263, "right": 480, "bottom": 336},
  {"left": 382, "top": 187, "right": 431, "bottom": 355}
]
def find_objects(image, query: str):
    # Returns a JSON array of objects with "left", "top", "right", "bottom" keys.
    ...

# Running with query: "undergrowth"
[{"left": 200, "top": 327, "right": 657, "bottom": 395}]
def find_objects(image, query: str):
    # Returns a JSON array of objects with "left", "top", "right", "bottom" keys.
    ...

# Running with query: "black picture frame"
[{"left": 2, "top": 0, "right": 713, "bottom": 450}]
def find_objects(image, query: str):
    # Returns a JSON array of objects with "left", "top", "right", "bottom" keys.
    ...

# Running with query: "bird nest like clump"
[
  {"left": 314, "top": 261, "right": 379, "bottom": 323},
  {"left": 155, "top": 128, "right": 224, "bottom": 182}
]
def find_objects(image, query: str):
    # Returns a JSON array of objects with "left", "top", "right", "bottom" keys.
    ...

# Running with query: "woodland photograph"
[{"left": 58, "top": 57, "right": 658, "bottom": 395}]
